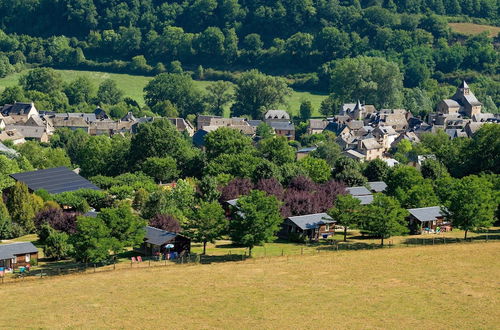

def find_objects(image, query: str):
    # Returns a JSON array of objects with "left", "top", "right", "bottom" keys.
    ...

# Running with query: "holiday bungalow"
[
  {"left": 279, "top": 213, "right": 335, "bottom": 241},
  {"left": 138, "top": 226, "right": 191, "bottom": 257},
  {"left": 407, "top": 206, "right": 449, "bottom": 234},
  {"left": 0, "top": 242, "right": 38, "bottom": 271}
]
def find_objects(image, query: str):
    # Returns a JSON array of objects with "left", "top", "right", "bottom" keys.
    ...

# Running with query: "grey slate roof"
[
  {"left": 144, "top": 226, "right": 177, "bottom": 246},
  {"left": 347, "top": 186, "right": 372, "bottom": 196},
  {"left": 0, "top": 142, "right": 18, "bottom": 157},
  {"left": 368, "top": 181, "right": 387, "bottom": 193},
  {"left": 264, "top": 110, "right": 290, "bottom": 120},
  {"left": 1, "top": 103, "right": 35, "bottom": 116},
  {"left": 268, "top": 121, "right": 295, "bottom": 131},
  {"left": 297, "top": 147, "right": 317, "bottom": 153},
  {"left": 0, "top": 242, "right": 38, "bottom": 260},
  {"left": 353, "top": 194, "right": 374, "bottom": 205},
  {"left": 225, "top": 199, "right": 238, "bottom": 207},
  {"left": 10, "top": 166, "right": 100, "bottom": 194},
  {"left": 287, "top": 213, "right": 334, "bottom": 230},
  {"left": 407, "top": 206, "right": 444, "bottom": 222}
]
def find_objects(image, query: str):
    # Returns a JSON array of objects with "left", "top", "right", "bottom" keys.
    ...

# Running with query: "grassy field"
[
  {"left": 0, "top": 69, "right": 327, "bottom": 116},
  {"left": 0, "top": 242, "right": 498, "bottom": 329},
  {"left": 449, "top": 22, "right": 500, "bottom": 37}
]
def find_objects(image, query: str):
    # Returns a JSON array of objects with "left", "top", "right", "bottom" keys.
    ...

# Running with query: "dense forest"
[{"left": 0, "top": 0, "right": 498, "bottom": 114}]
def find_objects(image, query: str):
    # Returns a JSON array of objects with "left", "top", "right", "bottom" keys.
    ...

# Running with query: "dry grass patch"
[
  {"left": 0, "top": 243, "right": 499, "bottom": 329},
  {"left": 449, "top": 23, "right": 500, "bottom": 37}
]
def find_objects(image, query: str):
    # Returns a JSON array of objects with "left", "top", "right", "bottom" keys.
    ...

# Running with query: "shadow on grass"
[{"left": 198, "top": 254, "right": 250, "bottom": 264}]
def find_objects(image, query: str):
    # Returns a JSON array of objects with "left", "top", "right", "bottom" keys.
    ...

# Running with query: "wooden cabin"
[
  {"left": 279, "top": 213, "right": 335, "bottom": 241},
  {"left": 0, "top": 242, "right": 38, "bottom": 271},
  {"left": 407, "top": 206, "right": 449, "bottom": 234},
  {"left": 138, "top": 226, "right": 191, "bottom": 257}
]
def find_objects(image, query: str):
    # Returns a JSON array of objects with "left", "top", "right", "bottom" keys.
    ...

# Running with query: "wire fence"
[{"left": 1, "top": 234, "right": 498, "bottom": 285}]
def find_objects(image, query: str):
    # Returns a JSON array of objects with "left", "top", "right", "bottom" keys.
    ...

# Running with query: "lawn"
[
  {"left": 0, "top": 242, "right": 498, "bottom": 328},
  {"left": 0, "top": 69, "right": 327, "bottom": 116},
  {"left": 449, "top": 22, "right": 500, "bottom": 38}
]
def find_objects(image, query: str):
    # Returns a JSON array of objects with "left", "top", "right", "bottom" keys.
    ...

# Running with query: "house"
[
  {"left": 0, "top": 129, "right": 26, "bottom": 145},
  {"left": 368, "top": 181, "right": 387, "bottom": 193},
  {"left": 10, "top": 166, "right": 100, "bottom": 194},
  {"left": 296, "top": 147, "right": 317, "bottom": 160},
  {"left": 268, "top": 121, "right": 295, "bottom": 140},
  {"left": 378, "top": 109, "right": 408, "bottom": 131},
  {"left": 372, "top": 126, "right": 398, "bottom": 151},
  {"left": 343, "top": 149, "right": 366, "bottom": 161},
  {"left": 464, "top": 122, "right": 486, "bottom": 137},
  {"left": 168, "top": 118, "right": 195, "bottom": 136},
  {"left": 347, "top": 186, "right": 373, "bottom": 205},
  {"left": 278, "top": 213, "right": 335, "bottom": 241},
  {"left": 307, "top": 119, "right": 328, "bottom": 134},
  {"left": 4, "top": 125, "right": 51, "bottom": 143},
  {"left": 192, "top": 129, "right": 209, "bottom": 149},
  {"left": 264, "top": 110, "right": 290, "bottom": 121},
  {"left": 357, "top": 137, "right": 384, "bottom": 161},
  {"left": 0, "top": 114, "right": 15, "bottom": 129},
  {"left": 50, "top": 115, "right": 90, "bottom": 132},
  {"left": 0, "top": 102, "right": 39, "bottom": 123},
  {"left": 138, "top": 226, "right": 191, "bottom": 256},
  {"left": 407, "top": 206, "right": 448, "bottom": 234},
  {"left": 340, "top": 101, "right": 376, "bottom": 120},
  {"left": 0, "top": 242, "right": 38, "bottom": 270},
  {"left": 391, "top": 132, "right": 420, "bottom": 149},
  {"left": 437, "top": 81, "right": 482, "bottom": 118},
  {"left": 93, "top": 107, "right": 109, "bottom": 120}
]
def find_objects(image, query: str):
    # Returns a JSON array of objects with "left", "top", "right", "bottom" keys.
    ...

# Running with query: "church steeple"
[{"left": 458, "top": 80, "right": 470, "bottom": 95}]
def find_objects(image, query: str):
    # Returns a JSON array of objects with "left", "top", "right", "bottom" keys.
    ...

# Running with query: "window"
[
  {"left": 325, "top": 224, "right": 330, "bottom": 231},
  {"left": 12, "top": 256, "right": 17, "bottom": 264},
  {"left": 25, "top": 254, "right": 30, "bottom": 262}
]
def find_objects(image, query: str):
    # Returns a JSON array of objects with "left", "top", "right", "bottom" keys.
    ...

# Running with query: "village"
[{"left": 0, "top": 79, "right": 498, "bottom": 279}]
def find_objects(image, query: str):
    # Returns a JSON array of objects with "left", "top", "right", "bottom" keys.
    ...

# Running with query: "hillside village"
[{"left": 0, "top": 79, "right": 498, "bottom": 275}]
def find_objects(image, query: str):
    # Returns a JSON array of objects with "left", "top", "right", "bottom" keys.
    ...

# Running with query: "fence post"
[
  {"left": 94, "top": 264, "right": 96, "bottom": 273},
  {"left": 40, "top": 269, "right": 43, "bottom": 279},
  {"left": 149, "top": 259, "right": 151, "bottom": 267},
  {"left": 113, "top": 260, "right": 116, "bottom": 270},
  {"left": 281, "top": 249, "right": 284, "bottom": 256},
  {"left": 486, "top": 233, "right": 488, "bottom": 242},
  {"left": 432, "top": 238, "right": 435, "bottom": 245}
]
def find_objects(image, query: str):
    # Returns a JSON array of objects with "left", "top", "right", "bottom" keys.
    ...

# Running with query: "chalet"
[
  {"left": 278, "top": 213, "right": 335, "bottom": 241},
  {"left": 407, "top": 206, "right": 449, "bottom": 234},
  {"left": 347, "top": 186, "right": 373, "bottom": 205},
  {"left": 296, "top": 147, "right": 317, "bottom": 160},
  {"left": 138, "top": 226, "right": 191, "bottom": 257},
  {"left": 0, "top": 242, "right": 38, "bottom": 271},
  {"left": 10, "top": 166, "right": 100, "bottom": 194},
  {"left": 0, "top": 102, "right": 38, "bottom": 123},
  {"left": 0, "top": 129, "right": 25, "bottom": 145}
]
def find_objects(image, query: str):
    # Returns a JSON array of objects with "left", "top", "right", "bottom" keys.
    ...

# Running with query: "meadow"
[
  {"left": 0, "top": 69, "right": 327, "bottom": 116},
  {"left": 0, "top": 242, "right": 498, "bottom": 329},
  {"left": 449, "top": 22, "right": 500, "bottom": 37}
]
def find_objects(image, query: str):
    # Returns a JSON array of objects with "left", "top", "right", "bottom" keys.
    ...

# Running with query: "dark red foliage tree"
[
  {"left": 219, "top": 178, "right": 254, "bottom": 202},
  {"left": 288, "top": 176, "right": 316, "bottom": 191},
  {"left": 149, "top": 214, "right": 181, "bottom": 233},
  {"left": 255, "top": 178, "right": 284, "bottom": 200},
  {"left": 34, "top": 208, "right": 78, "bottom": 234},
  {"left": 281, "top": 189, "right": 319, "bottom": 218},
  {"left": 315, "top": 180, "right": 347, "bottom": 211}
]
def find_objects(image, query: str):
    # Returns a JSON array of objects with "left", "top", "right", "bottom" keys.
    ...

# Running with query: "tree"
[
  {"left": 255, "top": 122, "right": 274, "bottom": 139},
  {"left": 0, "top": 86, "right": 25, "bottom": 105},
  {"left": 386, "top": 165, "right": 424, "bottom": 195},
  {"left": 300, "top": 100, "right": 313, "bottom": 119},
  {"left": 311, "top": 142, "right": 342, "bottom": 167},
  {"left": 97, "top": 79, "right": 123, "bottom": 105},
  {"left": 258, "top": 136, "right": 295, "bottom": 166},
  {"left": 204, "top": 127, "right": 253, "bottom": 160},
  {"left": 17, "top": 142, "right": 71, "bottom": 170},
  {"left": 72, "top": 215, "right": 113, "bottom": 263},
  {"left": 43, "top": 226, "right": 73, "bottom": 260},
  {"left": 34, "top": 207, "right": 77, "bottom": 234},
  {"left": 19, "top": 68, "right": 62, "bottom": 93},
  {"left": 328, "top": 194, "right": 362, "bottom": 241},
  {"left": 143, "top": 73, "right": 203, "bottom": 117},
  {"left": 219, "top": 178, "right": 254, "bottom": 202},
  {"left": 187, "top": 201, "right": 227, "bottom": 254},
  {"left": 322, "top": 56, "right": 403, "bottom": 109},
  {"left": 230, "top": 190, "right": 282, "bottom": 256},
  {"left": 332, "top": 157, "right": 367, "bottom": 186},
  {"left": 359, "top": 194, "right": 409, "bottom": 245},
  {"left": 198, "top": 176, "right": 221, "bottom": 202},
  {"left": 231, "top": 70, "right": 292, "bottom": 119},
  {"left": 420, "top": 159, "right": 449, "bottom": 180},
  {"left": 151, "top": 100, "right": 179, "bottom": 117},
  {"left": 445, "top": 176, "right": 497, "bottom": 239},
  {"left": 142, "top": 156, "right": 179, "bottom": 183},
  {"left": 464, "top": 124, "right": 500, "bottom": 176},
  {"left": 205, "top": 81, "right": 233, "bottom": 116},
  {"left": 363, "top": 159, "right": 390, "bottom": 181},
  {"left": 64, "top": 76, "right": 95, "bottom": 105},
  {"left": 0, "top": 198, "right": 12, "bottom": 239},
  {"left": 149, "top": 214, "right": 181, "bottom": 233},
  {"left": 6, "top": 182, "right": 36, "bottom": 233},
  {"left": 299, "top": 157, "right": 331, "bottom": 183}
]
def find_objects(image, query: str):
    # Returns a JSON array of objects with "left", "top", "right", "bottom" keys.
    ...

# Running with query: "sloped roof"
[
  {"left": 0, "top": 129, "right": 25, "bottom": 142},
  {"left": 0, "top": 141, "right": 18, "bottom": 157},
  {"left": 463, "top": 94, "right": 482, "bottom": 106},
  {"left": 368, "top": 181, "right": 387, "bottom": 193},
  {"left": 1, "top": 102, "right": 36, "bottom": 116},
  {"left": 264, "top": 110, "right": 290, "bottom": 120},
  {"left": 407, "top": 206, "right": 444, "bottom": 222},
  {"left": 144, "top": 226, "right": 177, "bottom": 246},
  {"left": 5, "top": 125, "right": 48, "bottom": 139},
  {"left": 442, "top": 99, "right": 460, "bottom": 108},
  {"left": 10, "top": 166, "right": 100, "bottom": 194},
  {"left": 309, "top": 119, "right": 328, "bottom": 130},
  {"left": 287, "top": 213, "right": 334, "bottom": 230},
  {"left": 353, "top": 194, "right": 373, "bottom": 205},
  {"left": 360, "top": 138, "right": 382, "bottom": 150},
  {"left": 269, "top": 121, "right": 295, "bottom": 131},
  {"left": 459, "top": 81, "right": 469, "bottom": 89},
  {"left": 0, "top": 242, "right": 38, "bottom": 260},
  {"left": 347, "top": 186, "right": 372, "bottom": 196}
]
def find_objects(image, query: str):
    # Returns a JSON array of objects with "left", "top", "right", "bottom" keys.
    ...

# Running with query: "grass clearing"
[
  {"left": 0, "top": 242, "right": 498, "bottom": 328},
  {"left": 0, "top": 69, "right": 327, "bottom": 116},
  {"left": 449, "top": 22, "right": 500, "bottom": 37}
]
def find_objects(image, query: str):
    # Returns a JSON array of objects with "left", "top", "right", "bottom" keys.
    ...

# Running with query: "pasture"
[
  {"left": 449, "top": 22, "right": 500, "bottom": 38},
  {"left": 0, "top": 242, "right": 498, "bottom": 329},
  {"left": 0, "top": 69, "right": 327, "bottom": 116}
]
